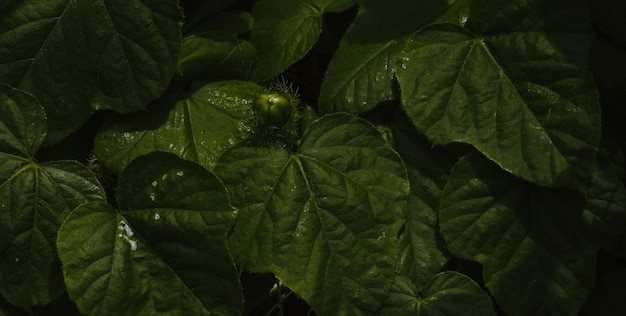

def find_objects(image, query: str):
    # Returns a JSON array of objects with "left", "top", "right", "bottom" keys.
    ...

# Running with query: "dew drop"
[
  {"left": 161, "top": 174, "right": 167, "bottom": 180},
  {"left": 151, "top": 181, "right": 158, "bottom": 187},
  {"left": 118, "top": 220, "right": 138, "bottom": 251},
  {"left": 149, "top": 193, "right": 156, "bottom": 201},
  {"left": 119, "top": 220, "right": 134, "bottom": 237},
  {"left": 176, "top": 171, "right": 184, "bottom": 177},
  {"left": 15, "top": 258, "right": 19, "bottom": 262},
  {"left": 127, "top": 238, "right": 137, "bottom": 251},
  {"left": 154, "top": 213, "right": 160, "bottom": 220}
]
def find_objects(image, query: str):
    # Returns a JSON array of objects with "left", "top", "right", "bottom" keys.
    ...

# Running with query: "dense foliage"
[{"left": 1, "top": 0, "right": 625, "bottom": 315}]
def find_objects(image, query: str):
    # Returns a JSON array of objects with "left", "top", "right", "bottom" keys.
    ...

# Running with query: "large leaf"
[
  {"left": 177, "top": 11, "right": 256, "bottom": 80},
  {"left": 391, "top": 114, "right": 452, "bottom": 289},
  {"left": 381, "top": 273, "right": 495, "bottom": 315},
  {"left": 0, "top": 85, "right": 106, "bottom": 309},
  {"left": 95, "top": 81, "right": 264, "bottom": 174},
  {"left": 318, "top": 0, "right": 459, "bottom": 113},
  {"left": 0, "top": 84, "right": 46, "bottom": 157},
  {"left": 248, "top": 0, "right": 355, "bottom": 81},
  {"left": 0, "top": 0, "right": 183, "bottom": 144},
  {"left": 439, "top": 153, "right": 598, "bottom": 316},
  {"left": 57, "top": 153, "right": 241, "bottom": 315},
  {"left": 216, "top": 113, "right": 409, "bottom": 315},
  {"left": 397, "top": 0, "right": 600, "bottom": 189}
]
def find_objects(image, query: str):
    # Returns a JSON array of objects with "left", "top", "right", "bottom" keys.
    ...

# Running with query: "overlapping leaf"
[
  {"left": 391, "top": 114, "right": 452, "bottom": 289},
  {"left": 0, "top": 85, "right": 106, "bottom": 309},
  {"left": 57, "top": 152, "right": 241, "bottom": 316},
  {"left": 318, "top": 0, "right": 459, "bottom": 113},
  {"left": 320, "top": 0, "right": 600, "bottom": 190},
  {"left": 0, "top": 0, "right": 183, "bottom": 144},
  {"left": 95, "top": 81, "right": 264, "bottom": 174},
  {"left": 249, "top": 0, "right": 355, "bottom": 81},
  {"left": 216, "top": 113, "right": 409, "bottom": 315},
  {"left": 400, "top": 0, "right": 600, "bottom": 190},
  {"left": 178, "top": 12, "right": 256, "bottom": 80},
  {"left": 439, "top": 153, "right": 598, "bottom": 316},
  {"left": 381, "top": 273, "right": 495, "bottom": 315}
]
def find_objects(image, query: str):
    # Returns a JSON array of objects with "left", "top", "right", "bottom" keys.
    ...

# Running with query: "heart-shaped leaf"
[
  {"left": 318, "top": 0, "right": 458, "bottom": 113},
  {"left": 439, "top": 153, "right": 598, "bottom": 316},
  {"left": 216, "top": 113, "right": 409, "bottom": 315},
  {"left": 249, "top": 0, "right": 354, "bottom": 81},
  {"left": 391, "top": 116, "right": 453, "bottom": 289},
  {"left": 0, "top": 0, "right": 183, "bottom": 143},
  {"left": 57, "top": 152, "right": 241, "bottom": 316},
  {"left": 382, "top": 272, "right": 495, "bottom": 315},
  {"left": 397, "top": 0, "right": 600, "bottom": 190},
  {"left": 95, "top": 81, "right": 264, "bottom": 174},
  {"left": 0, "top": 85, "right": 106, "bottom": 309}
]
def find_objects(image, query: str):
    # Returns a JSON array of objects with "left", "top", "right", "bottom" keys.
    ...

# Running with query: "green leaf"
[
  {"left": 397, "top": 1, "right": 600, "bottom": 189},
  {"left": 318, "top": 0, "right": 456, "bottom": 113},
  {"left": 0, "top": 161, "right": 106, "bottom": 310},
  {"left": 382, "top": 273, "right": 495, "bottom": 316},
  {"left": 95, "top": 80, "right": 264, "bottom": 174},
  {"left": 216, "top": 113, "right": 409, "bottom": 315},
  {"left": 0, "top": 85, "right": 106, "bottom": 309},
  {"left": 391, "top": 115, "right": 452, "bottom": 289},
  {"left": 0, "top": 0, "right": 183, "bottom": 144},
  {"left": 248, "top": 0, "right": 354, "bottom": 81},
  {"left": 57, "top": 153, "right": 241, "bottom": 316},
  {"left": 0, "top": 84, "right": 45, "bottom": 157},
  {"left": 439, "top": 153, "right": 598, "bottom": 316},
  {"left": 177, "top": 12, "right": 256, "bottom": 80}
]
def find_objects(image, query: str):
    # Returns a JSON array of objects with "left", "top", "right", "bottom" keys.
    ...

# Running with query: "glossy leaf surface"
[
  {"left": 216, "top": 113, "right": 409, "bottom": 315},
  {"left": 95, "top": 81, "right": 263, "bottom": 174},
  {"left": 57, "top": 153, "right": 241, "bottom": 316},
  {"left": 397, "top": 8, "right": 600, "bottom": 189},
  {"left": 382, "top": 273, "right": 495, "bottom": 315},
  {"left": 318, "top": 0, "right": 457, "bottom": 113},
  {"left": 0, "top": 0, "right": 183, "bottom": 143},
  {"left": 0, "top": 85, "right": 105, "bottom": 309}
]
